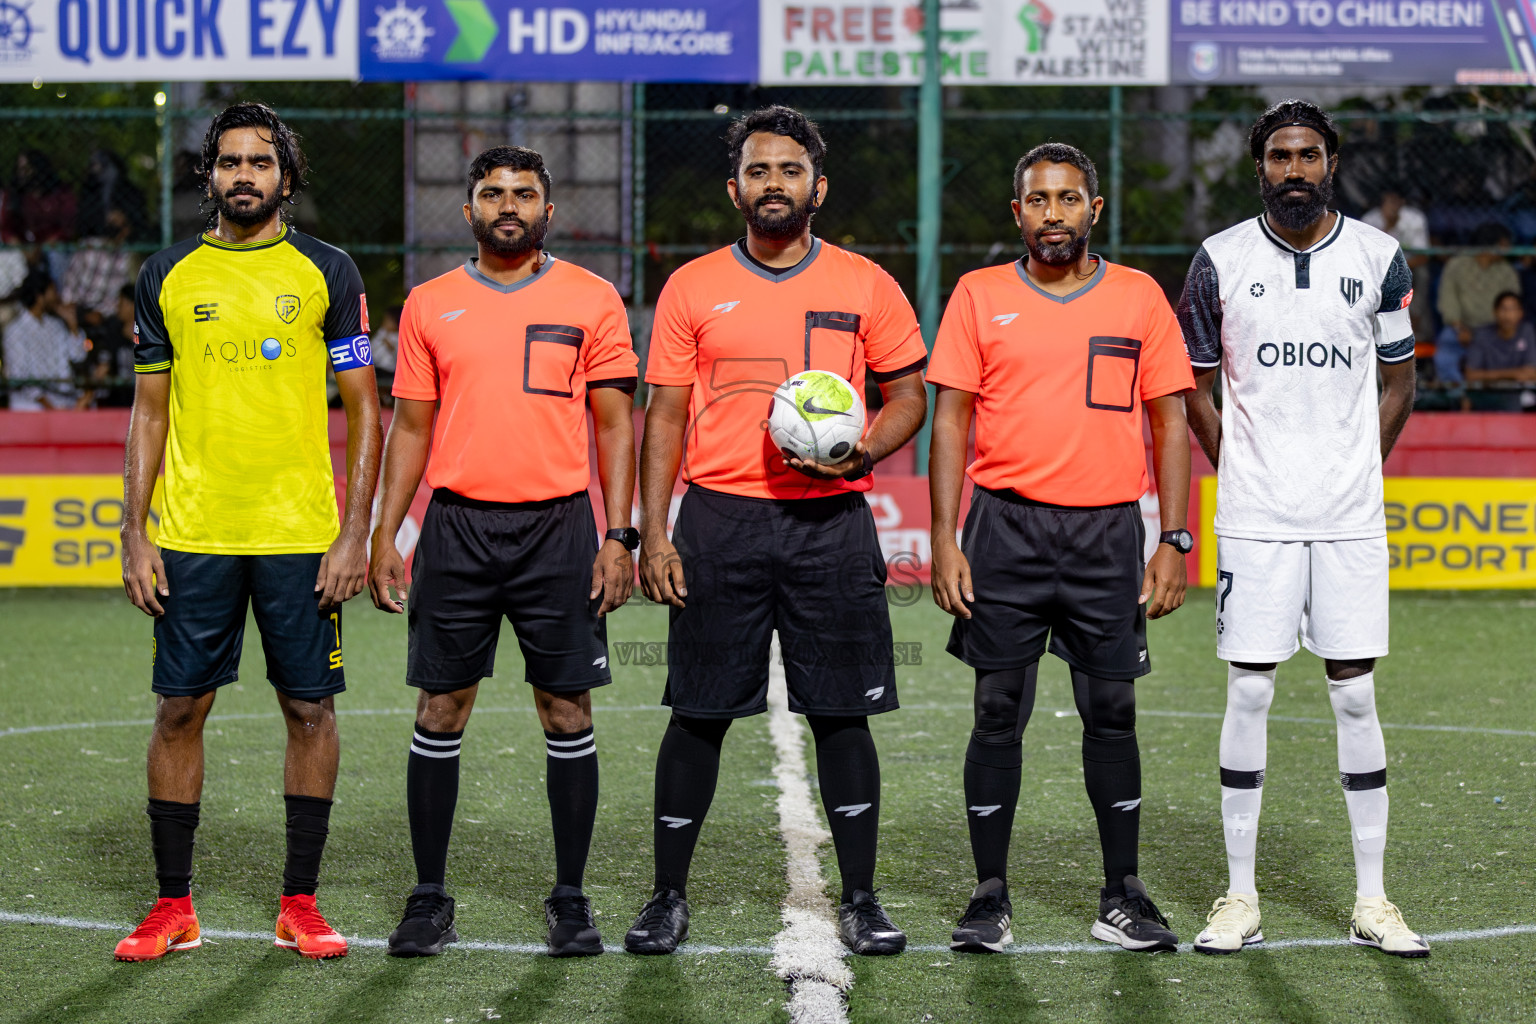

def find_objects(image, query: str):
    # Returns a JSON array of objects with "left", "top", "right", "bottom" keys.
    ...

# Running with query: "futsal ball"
[{"left": 768, "top": 370, "right": 866, "bottom": 466}]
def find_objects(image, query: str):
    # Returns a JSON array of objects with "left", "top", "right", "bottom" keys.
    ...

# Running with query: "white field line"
[
  {"left": 3, "top": 910, "right": 1532, "bottom": 957},
  {"left": 6, "top": 705, "right": 1531, "bottom": 740},
  {"left": 767, "top": 635, "right": 853, "bottom": 1024}
]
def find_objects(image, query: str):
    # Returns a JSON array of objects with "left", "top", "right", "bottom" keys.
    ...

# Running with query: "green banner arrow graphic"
[{"left": 443, "top": 0, "right": 497, "bottom": 63}]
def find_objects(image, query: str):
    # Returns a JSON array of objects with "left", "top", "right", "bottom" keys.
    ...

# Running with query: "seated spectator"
[
  {"left": 84, "top": 282, "right": 137, "bottom": 408},
  {"left": 0, "top": 150, "right": 76, "bottom": 246},
  {"left": 1466, "top": 291, "right": 1536, "bottom": 411},
  {"left": 62, "top": 206, "right": 139, "bottom": 320},
  {"left": 1436, "top": 222, "right": 1520, "bottom": 384},
  {"left": 75, "top": 148, "right": 149, "bottom": 244},
  {"left": 1362, "top": 189, "right": 1432, "bottom": 348},
  {"left": 3, "top": 269, "right": 87, "bottom": 410}
]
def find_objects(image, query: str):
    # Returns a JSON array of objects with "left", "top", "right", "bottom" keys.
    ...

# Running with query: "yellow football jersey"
[{"left": 133, "top": 225, "right": 372, "bottom": 554}]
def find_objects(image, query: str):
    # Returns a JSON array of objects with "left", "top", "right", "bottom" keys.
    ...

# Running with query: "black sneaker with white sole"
[
  {"left": 951, "top": 877, "right": 1013, "bottom": 954},
  {"left": 1090, "top": 876, "right": 1179, "bottom": 952},
  {"left": 544, "top": 886, "right": 604, "bottom": 957},
  {"left": 388, "top": 883, "right": 458, "bottom": 958},
  {"left": 623, "top": 889, "right": 689, "bottom": 955},
  {"left": 838, "top": 889, "right": 907, "bottom": 956}
]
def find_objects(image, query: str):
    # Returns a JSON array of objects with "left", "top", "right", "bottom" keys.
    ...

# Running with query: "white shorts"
[{"left": 1214, "top": 536, "right": 1389, "bottom": 663}]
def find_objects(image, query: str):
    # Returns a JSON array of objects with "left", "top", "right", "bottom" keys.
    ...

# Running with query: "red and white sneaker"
[
  {"left": 114, "top": 897, "right": 201, "bottom": 961},
  {"left": 274, "top": 894, "right": 348, "bottom": 959}
]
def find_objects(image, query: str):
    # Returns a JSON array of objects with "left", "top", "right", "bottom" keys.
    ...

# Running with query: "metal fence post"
[
  {"left": 1108, "top": 85, "right": 1122, "bottom": 264},
  {"left": 159, "top": 83, "right": 173, "bottom": 249},
  {"left": 913, "top": 0, "right": 942, "bottom": 476}
]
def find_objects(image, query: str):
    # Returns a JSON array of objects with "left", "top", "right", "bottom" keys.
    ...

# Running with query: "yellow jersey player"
[{"left": 115, "top": 103, "right": 381, "bottom": 961}]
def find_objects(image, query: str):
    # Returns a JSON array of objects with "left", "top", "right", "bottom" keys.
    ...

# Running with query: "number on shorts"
[{"left": 1217, "top": 570, "right": 1234, "bottom": 613}]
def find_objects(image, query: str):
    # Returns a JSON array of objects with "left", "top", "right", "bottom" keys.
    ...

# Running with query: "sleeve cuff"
[
  {"left": 924, "top": 372, "right": 979, "bottom": 392},
  {"left": 134, "top": 361, "right": 171, "bottom": 373},
  {"left": 644, "top": 374, "right": 695, "bottom": 387},
  {"left": 589, "top": 376, "right": 638, "bottom": 394},
  {"left": 391, "top": 386, "right": 438, "bottom": 401},
  {"left": 868, "top": 355, "right": 929, "bottom": 383},
  {"left": 1189, "top": 358, "right": 1222, "bottom": 368}
]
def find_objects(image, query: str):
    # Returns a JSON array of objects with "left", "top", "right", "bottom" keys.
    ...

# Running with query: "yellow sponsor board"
[
  {"left": 1199, "top": 477, "right": 1536, "bottom": 589},
  {"left": 0, "top": 475, "right": 160, "bottom": 587}
]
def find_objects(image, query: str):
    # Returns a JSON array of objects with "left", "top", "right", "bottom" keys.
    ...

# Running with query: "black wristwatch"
[
  {"left": 1159, "top": 529, "right": 1194, "bottom": 554},
  {"left": 844, "top": 449, "right": 875, "bottom": 482},
  {"left": 605, "top": 527, "right": 641, "bottom": 551}
]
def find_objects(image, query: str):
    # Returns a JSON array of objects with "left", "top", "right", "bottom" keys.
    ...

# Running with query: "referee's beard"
[
  {"left": 472, "top": 209, "right": 550, "bottom": 258},
  {"left": 1024, "top": 221, "right": 1091, "bottom": 266}
]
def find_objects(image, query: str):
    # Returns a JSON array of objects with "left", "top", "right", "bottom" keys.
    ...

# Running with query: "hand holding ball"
[{"left": 768, "top": 370, "right": 866, "bottom": 467}]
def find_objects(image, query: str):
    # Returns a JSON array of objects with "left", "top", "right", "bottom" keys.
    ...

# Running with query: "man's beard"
[
  {"left": 472, "top": 209, "right": 549, "bottom": 257},
  {"left": 1261, "top": 173, "right": 1334, "bottom": 232},
  {"left": 1023, "top": 220, "right": 1091, "bottom": 266},
  {"left": 214, "top": 187, "right": 284, "bottom": 228},
  {"left": 741, "top": 191, "right": 816, "bottom": 240}
]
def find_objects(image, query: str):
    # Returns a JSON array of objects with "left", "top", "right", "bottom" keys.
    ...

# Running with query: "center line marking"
[{"left": 767, "top": 634, "right": 852, "bottom": 1024}]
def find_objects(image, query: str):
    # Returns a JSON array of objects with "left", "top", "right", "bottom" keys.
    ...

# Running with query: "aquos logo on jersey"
[{"left": 203, "top": 337, "right": 297, "bottom": 367}]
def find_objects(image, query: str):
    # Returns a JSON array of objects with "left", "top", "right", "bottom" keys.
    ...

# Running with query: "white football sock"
[
  {"left": 1329, "top": 671, "right": 1389, "bottom": 899},
  {"left": 1219, "top": 664, "right": 1275, "bottom": 895}
]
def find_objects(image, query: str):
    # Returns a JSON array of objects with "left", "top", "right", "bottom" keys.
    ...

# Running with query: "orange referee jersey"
[
  {"left": 645, "top": 238, "right": 929, "bottom": 499},
  {"left": 927, "top": 257, "right": 1193, "bottom": 507},
  {"left": 393, "top": 257, "right": 638, "bottom": 503}
]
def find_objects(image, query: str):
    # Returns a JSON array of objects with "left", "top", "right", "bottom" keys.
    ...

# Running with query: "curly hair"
[
  {"left": 1014, "top": 143, "right": 1100, "bottom": 200},
  {"left": 725, "top": 105, "right": 827, "bottom": 180},
  {"left": 467, "top": 146, "right": 553, "bottom": 202},
  {"left": 199, "top": 102, "right": 309, "bottom": 204},
  {"left": 1248, "top": 99, "right": 1339, "bottom": 161}
]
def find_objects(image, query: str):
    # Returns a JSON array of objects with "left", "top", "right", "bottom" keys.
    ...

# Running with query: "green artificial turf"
[{"left": 0, "top": 587, "right": 1532, "bottom": 1023}]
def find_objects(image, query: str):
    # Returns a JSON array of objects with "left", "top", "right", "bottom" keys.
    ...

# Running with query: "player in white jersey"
[{"left": 1176, "top": 100, "right": 1429, "bottom": 958}]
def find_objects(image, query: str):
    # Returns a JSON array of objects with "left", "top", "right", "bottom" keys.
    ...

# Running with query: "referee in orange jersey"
[
  {"left": 367, "top": 146, "right": 638, "bottom": 958},
  {"left": 928, "top": 144, "right": 1194, "bottom": 955}
]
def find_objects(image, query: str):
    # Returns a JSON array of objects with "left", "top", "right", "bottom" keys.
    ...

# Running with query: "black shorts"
[
  {"left": 946, "top": 487, "right": 1150, "bottom": 679},
  {"left": 662, "top": 485, "right": 898, "bottom": 719},
  {"left": 152, "top": 550, "right": 345, "bottom": 700},
  {"left": 406, "top": 488, "right": 612, "bottom": 694}
]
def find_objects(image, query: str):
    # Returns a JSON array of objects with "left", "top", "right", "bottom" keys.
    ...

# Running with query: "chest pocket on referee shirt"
[
  {"left": 805, "top": 310, "right": 862, "bottom": 379},
  {"left": 1085, "top": 336, "right": 1141, "bottom": 413},
  {"left": 524, "top": 324, "right": 584, "bottom": 398}
]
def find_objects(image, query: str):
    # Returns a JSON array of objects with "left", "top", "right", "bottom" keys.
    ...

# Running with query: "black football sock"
[
  {"left": 545, "top": 725, "right": 598, "bottom": 890},
  {"left": 651, "top": 714, "right": 730, "bottom": 897},
  {"left": 407, "top": 724, "right": 463, "bottom": 887},
  {"left": 966, "top": 665, "right": 1038, "bottom": 886},
  {"left": 1074, "top": 671, "right": 1140, "bottom": 894},
  {"left": 147, "top": 798, "right": 200, "bottom": 899},
  {"left": 807, "top": 715, "right": 881, "bottom": 902},
  {"left": 282, "top": 794, "right": 334, "bottom": 897}
]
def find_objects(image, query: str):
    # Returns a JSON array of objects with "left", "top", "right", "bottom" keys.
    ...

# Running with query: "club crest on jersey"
[
  {"left": 275, "top": 294, "right": 301, "bottom": 324},
  {"left": 1340, "top": 277, "right": 1363, "bottom": 307}
]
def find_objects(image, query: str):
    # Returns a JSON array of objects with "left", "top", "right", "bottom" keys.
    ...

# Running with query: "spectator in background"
[
  {"left": 84, "top": 282, "right": 138, "bottom": 407},
  {"left": 75, "top": 148, "right": 149, "bottom": 243},
  {"left": 370, "top": 303, "right": 401, "bottom": 404},
  {"left": 62, "top": 206, "right": 140, "bottom": 321},
  {"left": 0, "top": 150, "right": 76, "bottom": 246},
  {"left": 3, "top": 269, "right": 87, "bottom": 410},
  {"left": 1436, "top": 222, "right": 1520, "bottom": 384},
  {"left": 1466, "top": 291, "right": 1536, "bottom": 411},
  {"left": 1362, "top": 189, "right": 1432, "bottom": 347}
]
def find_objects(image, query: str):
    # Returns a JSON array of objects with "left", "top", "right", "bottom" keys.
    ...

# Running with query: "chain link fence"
[{"left": 5, "top": 81, "right": 1536, "bottom": 409}]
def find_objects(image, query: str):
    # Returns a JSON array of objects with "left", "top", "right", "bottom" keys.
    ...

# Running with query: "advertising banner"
[
  {"left": 0, "top": 0, "right": 358, "bottom": 82},
  {"left": 359, "top": 0, "right": 756, "bottom": 80},
  {"left": 1171, "top": 0, "right": 1531, "bottom": 85},
  {"left": 759, "top": 0, "right": 1168, "bottom": 85},
  {"left": 0, "top": 475, "right": 159, "bottom": 587},
  {"left": 1199, "top": 476, "right": 1536, "bottom": 588}
]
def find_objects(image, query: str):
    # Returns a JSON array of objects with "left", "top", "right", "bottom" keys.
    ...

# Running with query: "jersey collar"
[
  {"left": 1257, "top": 211, "right": 1344, "bottom": 254},
  {"left": 463, "top": 253, "right": 557, "bottom": 294},
  {"left": 730, "top": 236, "right": 822, "bottom": 283},
  {"left": 200, "top": 223, "right": 290, "bottom": 251},
  {"left": 1014, "top": 253, "right": 1107, "bottom": 305}
]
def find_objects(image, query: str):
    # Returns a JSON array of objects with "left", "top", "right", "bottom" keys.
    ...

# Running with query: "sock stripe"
[
  {"left": 546, "top": 734, "right": 595, "bottom": 748},
  {"left": 412, "top": 733, "right": 462, "bottom": 749},
  {"left": 1340, "top": 768, "right": 1387, "bottom": 791},
  {"left": 410, "top": 743, "right": 461, "bottom": 759},
  {"left": 547, "top": 741, "right": 596, "bottom": 759},
  {"left": 1220, "top": 767, "right": 1265, "bottom": 789}
]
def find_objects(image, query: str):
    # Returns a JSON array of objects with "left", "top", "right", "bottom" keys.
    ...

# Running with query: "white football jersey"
[{"left": 1177, "top": 214, "right": 1414, "bottom": 541}]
